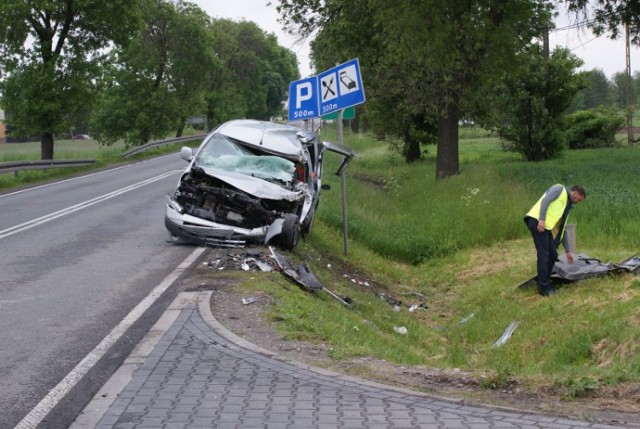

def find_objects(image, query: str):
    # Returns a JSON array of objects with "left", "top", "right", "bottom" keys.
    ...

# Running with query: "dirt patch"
[
  {"left": 195, "top": 247, "right": 640, "bottom": 427},
  {"left": 456, "top": 245, "right": 516, "bottom": 282}
]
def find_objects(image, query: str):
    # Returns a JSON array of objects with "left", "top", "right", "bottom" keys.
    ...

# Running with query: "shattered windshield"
[{"left": 195, "top": 133, "right": 296, "bottom": 183}]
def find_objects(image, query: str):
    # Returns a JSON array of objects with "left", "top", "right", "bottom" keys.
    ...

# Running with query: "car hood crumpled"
[
  {"left": 217, "top": 120, "right": 308, "bottom": 162},
  {"left": 199, "top": 165, "right": 303, "bottom": 201}
]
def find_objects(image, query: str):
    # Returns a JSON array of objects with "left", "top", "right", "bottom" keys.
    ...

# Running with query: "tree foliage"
[
  {"left": 567, "top": 68, "right": 612, "bottom": 112},
  {"left": 563, "top": 107, "right": 625, "bottom": 149},
  {"left": 563, "top": 0, "right": 640, "bottom": 43},
  {"left": 485, "top": 47, "right": 587, "bottom": 161},
  {"left": 0, "top": 0, "right": 299, "bottom": 153},
  {"left": 611, "top": 70, "right": 634, "bottom": 108},
  {"left": 277, "top": 0, "right": 555, "bottom": 177},
  {"left": 90, "top": 0, "right": 214, "bottom": 145},
  {"left": 0, "top": 0, "right": 141, "bottom": 158},
  {"left": 205, "top": 19, "right": 298, "bottom": 128}
]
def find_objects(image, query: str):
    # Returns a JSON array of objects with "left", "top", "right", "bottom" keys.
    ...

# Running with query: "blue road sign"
[
  {"left": 288, "top": 77, "right": 319, "bottom": 121},
  {"left": 317, "top": 58, "right": 365, "bottom": 117}
]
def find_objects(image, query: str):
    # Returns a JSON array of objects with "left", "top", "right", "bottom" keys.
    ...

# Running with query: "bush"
[{"left": 563, "top": 108, "right": 624, "bottom": 149}]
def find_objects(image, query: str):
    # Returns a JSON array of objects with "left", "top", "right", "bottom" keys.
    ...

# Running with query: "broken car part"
[
  {"left": 517, "top": 252, "right": 640, "bottom": 289},
  {"left": 458, "top": 312, "right": 476, "bottom": 326},
  {"left": 492, "top": 321, "right": 518, "bottom": 349},
  {"left": 393, "top": 326, "right": 408, "bottom": 335},
  {"left": 269, "top": 247, "right": 354, "bottom": 307}
]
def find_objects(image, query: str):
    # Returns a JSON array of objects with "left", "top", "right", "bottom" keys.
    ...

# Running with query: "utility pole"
[
  {"left": 626, "top": 24, "right": 635, "bottom": 146},
  {"left": 542, "top": 26, "right": 550, "bottom": 60}
]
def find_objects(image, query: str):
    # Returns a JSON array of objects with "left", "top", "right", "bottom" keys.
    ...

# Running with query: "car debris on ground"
[
  {"left": 201, "top": 248, "right": 435, "bottom": 314},
  {"left": 458, "top": 312, "right": 476, "bottom": 326},
  {"left": 378, "top": 292, "right": 427, "bottom": 313},
  {"left": 241, "top": 296, "right": 261, "bottom": 305},
  {"left": 492, "top": 321, "right": 519, "bottom": 349},
  {"left": 202, "top": 247, "right": 355, "bottom": 307},
  {"left": 393, "top": 326, "right": 408, "bottom": 335},
  {"left": 517, "top": 252, "right": 640, "bottom": 290}
]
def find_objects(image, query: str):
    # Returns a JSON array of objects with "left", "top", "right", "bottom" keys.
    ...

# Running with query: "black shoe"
[{"left": 538, "top": 287, "right": 558, "bottom": 297}]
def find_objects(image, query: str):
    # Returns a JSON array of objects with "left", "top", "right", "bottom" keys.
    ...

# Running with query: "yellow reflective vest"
[{"left": 526, "top": 185, "right": 569, "bottom": 239}]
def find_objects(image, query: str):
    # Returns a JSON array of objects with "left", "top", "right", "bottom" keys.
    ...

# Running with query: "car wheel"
[{"left": 276, "top": 213, "right": 300, "bottom": 249}]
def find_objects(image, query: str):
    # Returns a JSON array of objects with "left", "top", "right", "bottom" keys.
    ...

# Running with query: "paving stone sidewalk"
[{"left": 73, "top": 292, "right": 632, "bottom": 429}]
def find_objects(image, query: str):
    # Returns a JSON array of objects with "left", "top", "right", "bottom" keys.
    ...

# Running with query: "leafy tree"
[
  {"left": 91, "top": 0, "right": 214, "bottom": 145},
  {"left": 568, "top": 68, "right": 613, "bottom": 112},
  {"left": 0, "top": 0, "right": 141, "bottom": 159},
  {"left": 485, "top": 47, "right": 587, "bottom": 161},
  {"left": 205, "top": 19, "right": 298, "bottom": 128},
  {"left": 563, "top": 107, "right": 624, "bottom": 149},
  {"left": 277, "top": 0, "right": 554, "bottom": 178},
  {"left": 611, "top": 71, "right": 633, "bottom": 108},
  {"left": 308, "top": 0, "right": 438, "bottom": 161},
  {"left": 168, "top": 2, "right": 214, "bottom": 137}
]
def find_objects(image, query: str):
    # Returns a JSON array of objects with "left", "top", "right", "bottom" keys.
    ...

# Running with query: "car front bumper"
[{"left": 165, "top": 198, "right": 279, "bottom": 247}]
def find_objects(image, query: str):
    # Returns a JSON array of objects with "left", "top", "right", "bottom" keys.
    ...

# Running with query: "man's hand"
[
  {"left": 537, "top": 219, "right": 545, "bottom": 232},
  {"left": 566, "top": 252, "right": 574, "bottom": 263}
]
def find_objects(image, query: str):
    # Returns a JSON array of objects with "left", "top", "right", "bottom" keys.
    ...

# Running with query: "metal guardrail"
[
  {"left": 0, "top": 134, "right": 206, "bottom": 175},
  {"left": 0, "top": 159, "right": 96, "bottom": 175},
  {"left": 121, "top": 134, "right": 205, "bottom": 158}
]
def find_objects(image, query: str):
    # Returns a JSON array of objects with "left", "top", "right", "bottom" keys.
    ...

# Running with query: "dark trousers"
[{"left": 524, "top": 216, "right": 557, "bottom": 293}]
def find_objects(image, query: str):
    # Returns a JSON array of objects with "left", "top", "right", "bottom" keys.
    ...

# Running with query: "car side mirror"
[
  {"left": 321, "top": 184, "right": 331, "bottom": 190},
  {"left": 180, "top": 146, "right": 193, "bottom": 162}
]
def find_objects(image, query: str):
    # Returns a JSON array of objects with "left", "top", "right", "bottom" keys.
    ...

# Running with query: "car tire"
[{"left": 277, "top": 213, "right": 300, "bottom": 249}]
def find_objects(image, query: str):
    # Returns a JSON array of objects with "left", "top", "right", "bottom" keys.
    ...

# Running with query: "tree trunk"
[
  {"left": 361, "top": 118, "right": 369, "bottom": 133},
  {"left": 176, "top": 117, "right": 186, "bottom": 138},
  {"left": 404, "top": 132, "right": 421, "bottom": 163},
  {"left": 206, "top": 105, "right": 215, "bottom": 132},
  {"left": 435, "top": 96, "right": 460, "bottom": 179},
  {"left": 350, "top": 117, "right": 359, "bottom": 133},
  {"left": 41, "top": 132, "right": 54, "bottom": 160}
]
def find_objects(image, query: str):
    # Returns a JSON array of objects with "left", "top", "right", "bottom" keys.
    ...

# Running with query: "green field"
[{"left": 0, "top": 137, "right": 202, "bottom": 189}]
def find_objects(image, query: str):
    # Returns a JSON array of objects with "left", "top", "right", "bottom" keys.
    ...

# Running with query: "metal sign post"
[
  {"left": 287, "top": 58, "right": 365, "bottom": 257},
  {"left": 337, "top": 109, "right": 349, "bottom": 256}
]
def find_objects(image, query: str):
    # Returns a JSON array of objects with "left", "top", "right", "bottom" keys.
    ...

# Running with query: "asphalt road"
[{"left": 0, "top": 154, "right": 199, "bottom": 428}]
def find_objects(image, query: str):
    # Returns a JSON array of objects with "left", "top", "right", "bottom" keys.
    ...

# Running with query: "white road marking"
[
  {"left": 0, "top": 153, "right": 179, "bottom": 199},
  {"left": 0, "top": 169, "right": 181, "bottom": 240},
  {"left": 14, "top": 246, "right": 206, "bottom": 429}
]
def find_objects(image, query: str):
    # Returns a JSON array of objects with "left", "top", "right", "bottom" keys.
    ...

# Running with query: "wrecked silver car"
[{"left": 165, "top": 119, "right": 356, "bottom": 249}]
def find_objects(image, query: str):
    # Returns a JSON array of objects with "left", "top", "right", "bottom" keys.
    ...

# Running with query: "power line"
[
  {"left": 567, "top": 35, "right": 600, "bottom": 51},
  {"left": 553, "top": 19, "right": 595, "bottom": 32}
]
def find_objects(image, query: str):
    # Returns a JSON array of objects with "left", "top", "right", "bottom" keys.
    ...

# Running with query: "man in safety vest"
[{"left": 524, "top": 184, "right": 586, "bottom": 296}]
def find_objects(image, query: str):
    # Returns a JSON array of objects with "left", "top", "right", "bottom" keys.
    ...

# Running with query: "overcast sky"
[{"left": 192, "top": 0, "right": 639, "bottom": 80}]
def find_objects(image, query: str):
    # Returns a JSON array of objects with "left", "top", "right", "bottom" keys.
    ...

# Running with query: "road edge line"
[{"left": 15, "top": 246, "right": 206, "bottom": 429}]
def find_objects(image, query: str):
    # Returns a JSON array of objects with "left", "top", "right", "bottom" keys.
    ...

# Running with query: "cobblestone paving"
[{"left": 97, "top": 304, "right": 629, "bottom": 429}]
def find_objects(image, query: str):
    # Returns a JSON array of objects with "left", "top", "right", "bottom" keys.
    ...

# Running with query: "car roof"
[{"left": 215, "top": 120, "right": 314, "bottom": 159}]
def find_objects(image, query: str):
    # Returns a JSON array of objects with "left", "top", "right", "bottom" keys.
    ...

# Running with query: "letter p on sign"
[{"left": 296, "top": 82, "right": 313, "bottom": 109}]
